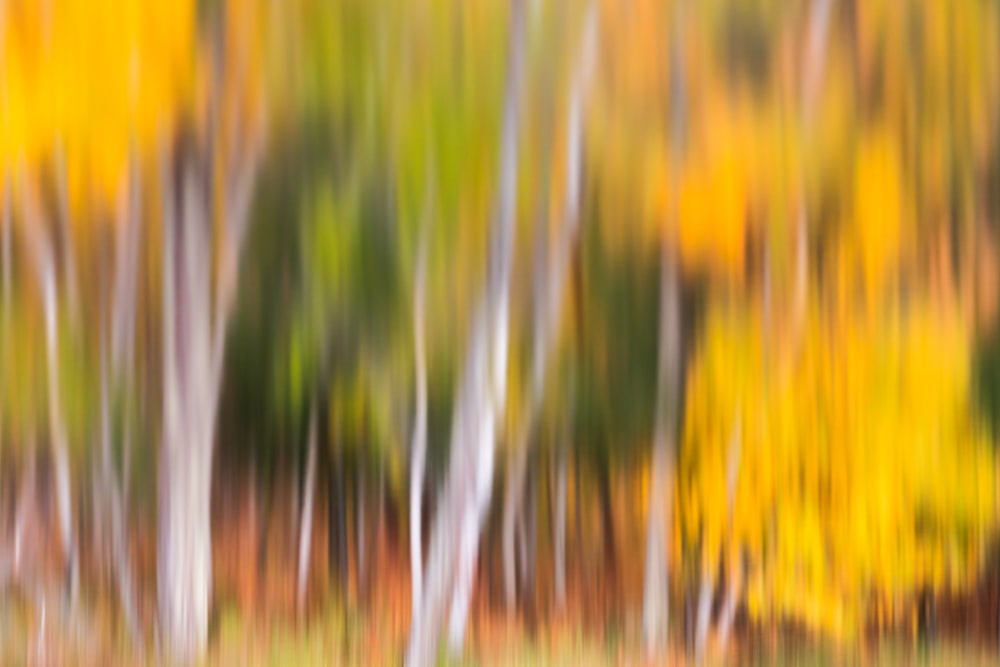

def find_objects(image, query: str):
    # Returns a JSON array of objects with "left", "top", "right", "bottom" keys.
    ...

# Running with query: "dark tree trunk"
[
  {"left": 574, "top": 448, "right": 584, "bottom": 579},
  {"left": 598, "top": 457, "right": 616, "bottom": 575},
  {"left": 356, "top": 454, "right": 367, "bottom": 604},
  {"left": 552, "top": 445, "right": 567, "bottom": 610}
]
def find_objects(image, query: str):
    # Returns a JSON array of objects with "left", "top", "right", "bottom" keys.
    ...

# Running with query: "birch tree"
[
  {"left": 501, "top": 0, "right": 598, "bottom": 611},
  {"left": 405, "top": 0, "right": 527, "bottom": 661},
  {"left": 157, "top": 0, "right": 264, "bottom": 656}
]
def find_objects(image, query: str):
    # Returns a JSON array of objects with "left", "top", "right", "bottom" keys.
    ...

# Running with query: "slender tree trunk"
[
  {"left": 641, "top": 0, "right": 687, "bottom": 651},
  {"left": 1, "top": 172, "right": 8, "bottom": 317},
  {"left": 574, "top": 449, "right": 583, "bottom": 578},
  {"left": 258, "top": 458, "right": 273, "bottom": 592},
  {"left": 516, "top": 467, "right": 528, "bottom": 594},
  {"left": 598, "top": 458, "right": 617, "bottom": 574},
  {"left": 409, "top": 231, "right": 429, "bottom": 618},
  {"left": 290, "top": 442, "right": 301, "bottom": 552},
  {"left": 715, "top": 413, "right": 743, "bottom": 657},
  {"left": 716, "top": 557, "right": 742, "bottom": 656},
  {"left": 54, "top": 149, "right": 79, "bottom": 323},
  {"left": 91, "top": 461, "right": 108, "bottom": 582},
  {"left": 335, "top": 437, "right": 348, "bottom": 591},
  {"left": 502, "top": 425, "right": 532, "bottom": 610},
  {"left": 100, "top": 331, "right": 142, "bottom": 644},
  {"left": 296, "top": 405, "right": 319, "bottom": 616},
  {"left": 552, "top": 445, "right": 567, "bottom": 610},
  {"left": 1, "top": 174, "right": 8, "bottom": 462},
  {"left": 500, "top": 0, "right": 598, "bottom": 612},
  {"left": 20, "top": 184, "right": 78, "bottom": 604},
  {"left": 13, "top": 451, "right": 37, "bottom": 579},
  {"left": 642, "top": 248, "right": 683, "bottom": 654},
  {"left": 327, "top": 454, "right": 337, "bottom": 589},
  {"left": 694, "top": 566, "right": 714, "bottom": 665},
  {"left": 524, "top": 464, "right": 537, "bottom": 598},
  {"left": 357, "top": 455, "right": 367, "bottom": 603},
  {"left": 102, "top": 162, "right": 144, "bottom": 647},
  {"left": 377, "top": 460, "right": 387, "bottom": 569},
  {"left": 792, "top": 0, "right": 833, "bottom": 342},
  {"left": 405, "top": 1, "right": 526, "bottom": 661},
  {"left": 47, "top": 294, "right": 78, "bottom": 604}
]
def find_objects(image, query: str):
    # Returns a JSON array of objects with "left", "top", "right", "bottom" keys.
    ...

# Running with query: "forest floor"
[
  {"left": 1, "top": 465, "right": 999, "bottom": 664},
  {"left": 2, "top": 593, "right": 999, "bottom": 666}
]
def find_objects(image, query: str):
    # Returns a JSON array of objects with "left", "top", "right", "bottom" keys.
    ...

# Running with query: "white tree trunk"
[
  {"left": 158, "top": 421, "right": 214, "bottom": 660},
  {"left": 716, "top": 557, "right": 742, "bottom": 657},
  {"left": 641, "top": 0, "right": 687, "bottom": 652},
  {"left": 46, "top": 270, "right": 78, "bottom": 605},
  {"left": 405, "top": 1, "right": 526, "bottom": 661},
  {"left": 157, "top": 62, "right": 261, "bottom": 655},
  {"left": 409, "top": 230, "right": 429, "bottom": 618},
  {"left": 714, "top": 412, "right": 743, "bottom": 656},
  {"left": 101, "top": 161, "right": 144, "bottom": 646},
  {"left": 642, "top": 248, "right": 682, "bottom": 655},
  {"left": 501, "top": 0, "right": 598, "bottom": 611},
  {"left": 13, "top": 451, "right": 37, "bottom": 579},
  {"left": 694, "top": 568, "right": 714, "bottom": 665},
  {"left": 20, "top": 184, "right": 78, "bottom": 603},
  {"left": 296, "top": 405, "right": 319, "bottom": 615},
  {"left": 100, "top": 326, "right": 142, "bottom": 644},
  {"left": 158, "top": 160, "right": 221, "bottom": 660}
]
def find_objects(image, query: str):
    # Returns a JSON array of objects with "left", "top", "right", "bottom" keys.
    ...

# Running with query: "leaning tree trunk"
[
  {"left": 405, "top": 1, "right": 526, "bottom": 662},
  {"left": 500, "top": 0, "right": 599, "bottom": 611},
  {"left": 296, "top": 404, "right": 319, "bottom": 616},
  {"left": 20, "top": 182, "right": 78, "bottom": 603}
]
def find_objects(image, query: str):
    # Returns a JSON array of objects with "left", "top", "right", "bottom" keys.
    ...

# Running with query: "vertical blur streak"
[
  {"left": 1, "top": 172, "right": 9, "bottom": 330},
  {"left": 0, "top": 173, "right": 8, "bottom": 464},
  {"left": 409, "top": 225, "right": 429, "bottom": 620},
  {"left": 19, "top": 177, "right": 78, "bottom": 603},
  {"left": 642, "top": 0, "right": 686, "bottom": 654},
  {"left": 406, "top": 0, "right": 527, "bottom": 663},
  {"left": 296, "top": 402, "right": 318, "bottom": 615},
  {"left": 502, "top": 0, "right": 598, "bottom": 614}
]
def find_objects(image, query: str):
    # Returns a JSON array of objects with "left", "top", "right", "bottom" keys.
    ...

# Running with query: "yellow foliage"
[
  {"left": 0, "top": 0, "right": 195, "bottom": 203},
  {"left": 851, "top": 130, "right": 904, "bottom": 297},
  {"left": 672, "top": 118, "right": 751, "bottom": 278},
  {"left": 680, "top": 298, "right": 997, "bottom": 638}
]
